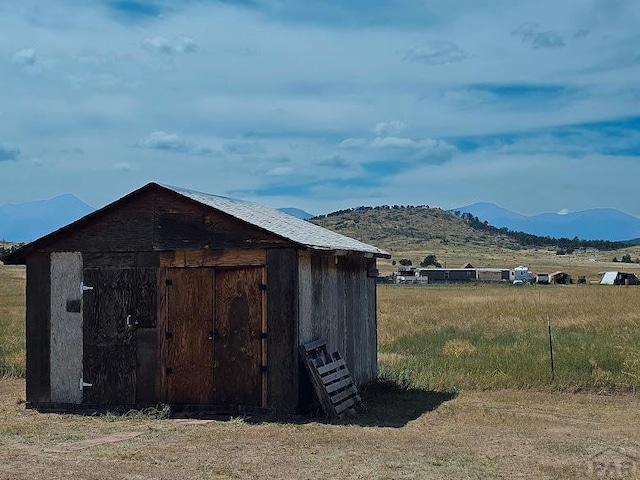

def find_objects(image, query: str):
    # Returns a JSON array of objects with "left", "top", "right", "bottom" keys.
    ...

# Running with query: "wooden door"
[
  {"left": 82, "top": 268, "right": 157, "bottom": 404},
  {"left": 165, "top": 267, "right": 215, "bottom": 404},
  {"left": 214, "top": 267, "right": 263, "bottom": 406}
]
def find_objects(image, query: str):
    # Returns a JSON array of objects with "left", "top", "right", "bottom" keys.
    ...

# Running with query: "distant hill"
[
  {"left": 0, "top": 194, "right": 94, "bottom": 243},
  {"left": 277, "top": 207, "right": 314, "bottom": 219},
  {"left": 310, "top": 205, "right": 626, "bottom": 252},
  {"left": 453, "top": 202, "right": 640, "bottom": 241},
  {"left": 310, "top": 205, "right": 519, "bottom": 251}
]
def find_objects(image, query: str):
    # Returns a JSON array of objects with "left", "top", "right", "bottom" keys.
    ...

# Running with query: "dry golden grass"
[
  {"left": 2, "top": 378, "right": 640, "bottom": 479},
  {"left": 377, "top": 283, "right": 640, "bottom": 345},
  {"left": 0, "top": 265, "right": 25, "bottom": 377},
  {"left": 2, "top": 263, "right": 640, "bottom": 477},
  {"left": 378, "top": 284, "right": 640, "bottom": 392}
]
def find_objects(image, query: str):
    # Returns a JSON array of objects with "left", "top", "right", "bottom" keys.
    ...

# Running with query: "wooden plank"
[
  {"left": 82, "top": 252, "right": 160, "bottom": 268},
  {"left": 135, "top": 328, "right": 157, "bottom": 404},
  {"left": 50, "top": 252, "right": 83, "bottom": 404},
  {"left": 83, "top": 269, "right": 135, "bottom": 346},
  {"left": 297, "top": 251, "right": 313, "bottom": 345},
  {"left": 160, "top": 248, "right": 266, "bottom": 268},
  {"left": 261, "top": 266, "right": 268, "bottom": 409},
  {"left": 166, "top": 267, "right": 215, "bottom": 404},
  {"left": 325, "top": 377, "right": 353, "bottom": 394},
  {"left": 316, "top": 358, "right": 347, "bottom": 375},
  {"left": 329, "top": 385, "right": 358, "bottom": 404},
  {"left": 367, "top": 273, "right": 378, "bottom": 382},
  {"left": 156, "top": 266, "right": 168, "bottom": 402},
  {"left": 334, "top": 397, "right": 357, "bottom": 414},
  {"left": 266, "top": 248, "right": 298, "bottom": 411},
  {"left": 303, "top": 339, "right": 327, "bottom": 353},
  {"left": 83, "top": 345, "right": 136, "bottom": 404},
  {"left": 130, "top": 268, "right": 158, "bottom": 328},
  {"left": 320, "top": 368, "right": 351, "bottom": 385},
  {"left": 82, "top": 268, "right": 149, "bottom": 404},
  {"left": 25, "top": 253, "right": 51, "bottom": 404},
  {"left": 214, "top": 267, "right": 262, "bottom": 407},
  {"left": 299, "top": 341, "right": 362, "bottom": 418}
]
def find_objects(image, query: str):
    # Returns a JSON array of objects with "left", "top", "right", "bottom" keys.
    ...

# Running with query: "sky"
[{"left": 1, "top": 0, "right": 639, "bottom": 216}]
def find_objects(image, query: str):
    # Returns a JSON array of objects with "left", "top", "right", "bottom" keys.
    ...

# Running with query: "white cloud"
[
  {"left": 138, "top": 132, "right": 214, "bottom": 156},
  {"left": 512, "top": 22, "right": 565, "bottom": 49},
  {"left": 13, "top": 48, "right": 37, "bottom": 66},
  {"left": 142, "top": 36, "right": 198, "bottom": 55},
  {"left": 67, "top": 73, "right": 141, "bottom": 89},
  {"left": 405, "top": 41, "right": 467, "bottom": 65},
  {"left": 1, "top": 0, "right": 640, "bottom": 217},
  {"left": 374, "top": 120, "right": 406, "bottom": 137},
  {"left": 267, "top": 166, "right": 293, "bottom": 176},
  {"left": 223, "top": 140, "right": 266, "bottom": 155},
  {"left": 338, "top": 138, "right": 368, "bottom": 149},
  {"left": 371, "top": 136, "right": 419, "bottom": 149},
  {"left": 0, "top": 144, "right": 20, "bottom": 161},
  {"left": 113, "top": 162, "right": 132, "bottom": 171}
]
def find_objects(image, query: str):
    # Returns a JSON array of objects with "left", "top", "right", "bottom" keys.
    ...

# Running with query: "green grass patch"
[{"left": 380, "top": 325, "right": 640, "bottom": 393}]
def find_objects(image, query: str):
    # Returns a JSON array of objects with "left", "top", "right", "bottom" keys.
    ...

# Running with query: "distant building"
[
  {"left": 600, "top": 272, "right": 640, "bottom": 285},
  {"left": 549, "top": 271, "right": 572, "bottom": 284}
]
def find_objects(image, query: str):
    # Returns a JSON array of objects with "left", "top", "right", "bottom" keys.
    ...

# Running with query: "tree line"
[{"left": 454, "top": 211, "right": 627, "bottom": 252}]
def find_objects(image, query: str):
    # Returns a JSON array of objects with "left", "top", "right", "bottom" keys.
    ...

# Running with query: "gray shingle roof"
[{"left": 164, "top": 184, "right": 390, "bottom": 258}]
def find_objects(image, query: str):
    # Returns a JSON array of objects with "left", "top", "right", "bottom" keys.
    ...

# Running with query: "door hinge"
[
  {"left": 259, "top": 283, "right": 267, "bottom": 291},
  {"left": 165, "top": 331, "right": 173, "bottom": 339},
  {"left": 80, "top": 282, "right": 94, "bottom": 293},
  {"left": 259, "top": 332, "right": 267, "bottom": 339},
  {"left": 166, "top": 367, "right": 173, "bottom": 374},
  {"left": 260, "top": 365, "right": 268, "bottom": 373},
  {"left": 79, "top": 378, "right": 93, "bottom": 391},
  {"left": 165, "top": 278, "right": 173, "bottom": 286}
]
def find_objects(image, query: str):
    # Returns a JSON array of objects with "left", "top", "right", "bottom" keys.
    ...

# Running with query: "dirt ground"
[{"left": 1, "top": 379, "right": 639, "bottom": 479}]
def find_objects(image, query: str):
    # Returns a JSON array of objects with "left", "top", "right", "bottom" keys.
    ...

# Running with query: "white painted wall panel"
[{"left": 50, "top": 252, "right": 83, "bottom": 403}]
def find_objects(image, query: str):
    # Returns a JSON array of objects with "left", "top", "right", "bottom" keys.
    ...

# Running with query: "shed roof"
[
  {"left": 163, "top": 184, "right": 390, "bottom": 257},
  {"left": 4, "top": 182, "right": 390, "bottom": 263}
]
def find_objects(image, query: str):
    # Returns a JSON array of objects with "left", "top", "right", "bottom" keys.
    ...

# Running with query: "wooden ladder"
[{"left": 300, "top": 339, "right": 361, "bottom": 418}]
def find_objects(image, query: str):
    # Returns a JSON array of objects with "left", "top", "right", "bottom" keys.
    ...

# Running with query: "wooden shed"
[{"left": 5, "top": 183, "right": 389, "bottom": 412}]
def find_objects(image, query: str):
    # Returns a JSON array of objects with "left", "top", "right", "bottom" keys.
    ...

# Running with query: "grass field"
[
  {"left": 0, "top": 265, "right": 25, "bottom": 377},
  {"left": 2, "top": 264, "right": 640, "bottom": 478}
]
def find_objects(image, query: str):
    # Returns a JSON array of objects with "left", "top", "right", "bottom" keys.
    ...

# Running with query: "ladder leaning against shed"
[{"left": 300, "top": 339, "right": 362, "bottom": 418}]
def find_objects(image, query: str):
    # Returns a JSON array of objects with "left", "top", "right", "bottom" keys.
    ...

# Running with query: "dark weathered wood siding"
[
  {"left": 41, "top": 190, "right": 156, "bottom": 253},
  {"left": 153, "top": 190, "right": 290, "bottom": 251},
  {"left": 298, "top": 252, "right": 377, "bottom": 387},
  {"left": 18, "top": 184, "right": 379, "bottom": 411},
  {"left": 25, "top": 253, "right": 51, "bottom": 404},
  {"left": 265, "top": 248, "right": 298, "bottom": 411}
]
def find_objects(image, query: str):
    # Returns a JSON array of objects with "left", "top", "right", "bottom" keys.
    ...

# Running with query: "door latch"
[
  {"left": 79, "top": 378, "right": 93, "bottom": 391},
  {"left": 126, "top": 315, "right": 139, "bottom": 328}
]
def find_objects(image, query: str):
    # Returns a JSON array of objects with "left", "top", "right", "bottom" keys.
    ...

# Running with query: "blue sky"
[{"left": 1, "top": 0, "right": 639, "bottom": 216}]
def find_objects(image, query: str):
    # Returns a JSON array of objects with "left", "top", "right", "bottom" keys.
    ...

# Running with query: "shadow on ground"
[
  {"left": 169, "top": 380, "right": 457, "bottom": 428},
  {"left": 346, "top": 380, "right": 457, "bottom": 428}
]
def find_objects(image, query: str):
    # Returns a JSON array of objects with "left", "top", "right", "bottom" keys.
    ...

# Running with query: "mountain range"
[
  {"left": 452, "top": 202, "right": 640, "bottom": 242},
  {"left": 0, "top": 194, "right": 95, "bottom": 243},
  {"left": 2, "top": 193, "right": 639, "bottom": 244}
]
